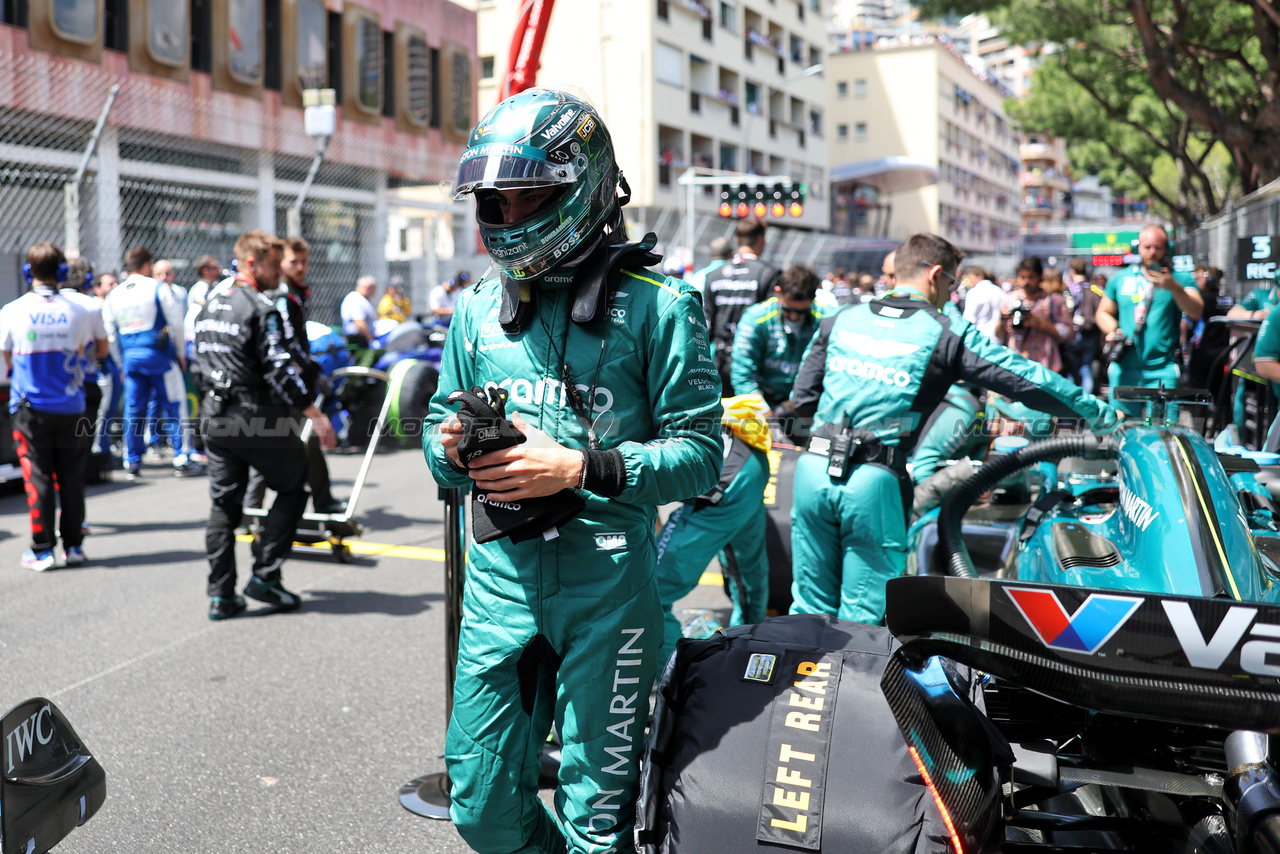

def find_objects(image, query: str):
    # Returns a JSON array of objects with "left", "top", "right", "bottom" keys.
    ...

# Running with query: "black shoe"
[
  {"left": 173, "top": 461, "right": 206, "bottom": 477},
  {"left": 314, "top": 499, "right": 347, "bottom": 515},
  {"left": 208, "top": 596, "right": 246, "bottom": 621},
  {"left": 244, "top": 577, "right": 301, "bottom": 612},
  {"left": 124, "top": 466, "right": 141, "bottom": 481}
]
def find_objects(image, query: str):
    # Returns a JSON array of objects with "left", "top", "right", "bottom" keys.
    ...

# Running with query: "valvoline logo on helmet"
[{"left": 1006, "top": 587, "right": 1143, "bottom": 654}]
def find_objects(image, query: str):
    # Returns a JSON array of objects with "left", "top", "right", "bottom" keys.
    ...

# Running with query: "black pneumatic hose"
[{"left": 939, "top": 433, "right": 1119, "bottom": 579}]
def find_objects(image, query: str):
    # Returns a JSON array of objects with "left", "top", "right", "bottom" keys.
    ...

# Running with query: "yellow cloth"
[
  {"left": 379, "top": 292, "right": 410, "bottom": 322},
  {"left": 721, "top": 393, "right": 772, "bottom": 453}
]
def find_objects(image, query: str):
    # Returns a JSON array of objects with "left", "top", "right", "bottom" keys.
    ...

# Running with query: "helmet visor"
[{"left": 452, "top": 143, "right": 580, "bottom": 200}]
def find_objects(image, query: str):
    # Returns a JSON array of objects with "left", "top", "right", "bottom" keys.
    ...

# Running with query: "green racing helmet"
[{"left": 452, "top": 88, "right": 621, "bottom": 281}]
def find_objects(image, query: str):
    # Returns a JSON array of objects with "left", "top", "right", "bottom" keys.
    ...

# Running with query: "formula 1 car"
[
  {"left": 0, "top": 697, "right": 105, "bottom": 853},
  {"left": 881, "top": 385, "right": 1280, "bottom": 852}
]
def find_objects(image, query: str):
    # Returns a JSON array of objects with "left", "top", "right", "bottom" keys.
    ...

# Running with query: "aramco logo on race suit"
[
  {"left": 484, "top": 378, "right": 614, "bottom": 414},
  {"left": 829, "top": 330, "right": 918, "bottom": 388}
]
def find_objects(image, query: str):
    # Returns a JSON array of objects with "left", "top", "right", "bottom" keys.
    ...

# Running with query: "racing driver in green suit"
[
  {"left": 788, "top": 233, "right": 1123, "bottom": 625},
  {"left": 423, "top": 89, "right": 723, "bottom": 854}
]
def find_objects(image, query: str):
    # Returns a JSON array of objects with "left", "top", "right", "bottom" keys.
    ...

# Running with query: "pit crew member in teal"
[
  {"left": 787, "top": 233, "right": 1122, "bottom": 624},
  {"left": 1097, "top": 225, "right": 1202, "bottom": 415},
  {"left": 730, "top": 264, "right": 824, "bottom": 414},
  {"left": 423, "top": 88, "right": 722, "bottom": 854},
  {"left": 654, "top": 394, "right": 772, "bottom": 665},
  {"left": 1248, "top": 309, "right": 1280, "bottom": 452}
]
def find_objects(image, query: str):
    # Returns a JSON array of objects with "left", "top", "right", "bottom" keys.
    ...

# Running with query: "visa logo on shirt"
[{"left": 28, "top": 313, "right": 69, "bottom": 325}]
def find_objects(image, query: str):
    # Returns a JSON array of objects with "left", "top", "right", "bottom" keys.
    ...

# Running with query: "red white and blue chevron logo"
[{"left": 1005, "top": 587, "right": 1144, "bottom": 655}]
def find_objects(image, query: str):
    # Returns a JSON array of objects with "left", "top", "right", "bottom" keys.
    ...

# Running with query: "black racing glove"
[
  {"left": 446, "top": 386, "right": 526, "bottom": 472},
  {"left": 444, "top": 385, "right": 586, "bottom": 544}
]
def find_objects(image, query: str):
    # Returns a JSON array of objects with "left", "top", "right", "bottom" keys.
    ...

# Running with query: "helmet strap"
[{"left": 570, "top": 231, "right": 661, "bottom": 327}]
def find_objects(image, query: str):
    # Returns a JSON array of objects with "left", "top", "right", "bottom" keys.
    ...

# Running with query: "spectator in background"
[
  {"left": 1229, "top": 266, "right": 1280, "bottom": 320},
  {"left": 181, "top": 256, "right": 221, "bottom": 468},
  {"left": 92, "top": 272, "right": 121, "bottom": 458},
  {"left": 961, "top": 265, "right": 1003, "bottom": 339},
  {"left": 1064, "top": 258, "right": 1104, "bottom": 395},
  {"left": 340, "top": 275, "right": 378, "bottom": 345},
  {"left": 102, "top": 246, "right": 186, "bottom": 479},
  {"left": 1001, "top": 258, "right": 1074, "bottom": 373},
  {"left": 703, "top": 217, "right": 782, "bottom": 390},
  {"left": 1097, "top": 225, "right": 1202, "bottom": 416},
  {"left": 378, "top": 276, "right": 411, "bottom": 322},
  {"left": 686, "top": 237, "right": 733, "bottom": 298},
  {"left": 1, "top": 242, "right": 95, "bottom": 570},
  {"left": 876, "top": 252, "right": 896, "bottom": 295},
  {"left": 428, "top": 271, "right": 469, "bottom": 323},
  {"left": 61, "top": 257, "right": 109, "bottom": 487},
  {"left": 1185, "top": 266, "right": 1232, "bottom": 392},
  {"left": 146, "top": 258, "right": 188, "bottom": 467}
]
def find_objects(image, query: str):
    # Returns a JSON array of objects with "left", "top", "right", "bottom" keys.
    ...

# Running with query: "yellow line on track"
[{"left": 235, "top": 534, "right": 445, "bottom": 562}]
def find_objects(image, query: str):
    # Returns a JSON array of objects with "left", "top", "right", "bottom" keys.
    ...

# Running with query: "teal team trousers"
[{"left": 654, "top": 447, "right": 769, "bottom": 664}]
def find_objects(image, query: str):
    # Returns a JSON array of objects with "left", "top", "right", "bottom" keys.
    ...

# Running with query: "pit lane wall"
[{"left": 0, "top": 1, "right": 488, "bottom": 326}]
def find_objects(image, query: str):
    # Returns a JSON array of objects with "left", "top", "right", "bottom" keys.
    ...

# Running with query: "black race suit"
[{"left": 702, "top": 250, "right": 780, "bottom": 390}]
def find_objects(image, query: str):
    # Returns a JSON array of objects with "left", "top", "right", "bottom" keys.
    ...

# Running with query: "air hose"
[{"left": 939, "top": 433, "right": 1119, "bottom": 579}]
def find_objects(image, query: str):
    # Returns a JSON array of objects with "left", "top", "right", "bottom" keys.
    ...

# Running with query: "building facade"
[
  {"left": 0, "top": 0, "right": 478, "bottom": 322},
  {"left": 826, "top": 40, "right": 1022, "bottom": 261},
  {"left": 1020, "top": 132, "right": 1071, "bottom": 232},
  {"left": 474, "top": 0, "right": 831, "bottom": 267}
]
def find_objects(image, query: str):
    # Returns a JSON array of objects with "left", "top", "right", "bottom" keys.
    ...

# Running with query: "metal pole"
[
  {"left": 64, "top": 84, "right": 121, "bottom": 258},
  {"left": 684, "top": 168, "right": 696, "bottom": 271},
  {"left": 287, "top": 136, "right": 330, "bottom": 239},
  {"left": 399, "top": 486, "right": 466, "bottom": 820}
]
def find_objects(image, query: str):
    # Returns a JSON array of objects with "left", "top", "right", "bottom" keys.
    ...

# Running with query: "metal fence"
[
  {"left": 1179, "top": 180, "right": 1280, "bottom": 302},
  {"left": 0, "top": 51, "right": 486, "bottom": 325}
]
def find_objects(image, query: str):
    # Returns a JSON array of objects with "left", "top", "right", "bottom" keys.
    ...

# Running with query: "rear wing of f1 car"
[{"left": 880, "top": 576, "right": 1280, "bottom": 853}]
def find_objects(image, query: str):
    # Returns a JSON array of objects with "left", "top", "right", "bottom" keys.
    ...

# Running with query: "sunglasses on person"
[{"left": 779, "top": 301, "right": 812, "bottom": 321}]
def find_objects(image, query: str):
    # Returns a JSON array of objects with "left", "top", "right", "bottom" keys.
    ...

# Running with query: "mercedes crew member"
[
  {"left": 703, "top": 217, "right": 781, "bottom": 390},
  {"left": 424, "top": 88, "right": 722, "bottom": 854},
  {"left": 1097, "top": 225, "right": 1202, "bottom": 415},
  {"left": 788, "top": 233, "right": 1122, "bottom": 624},
  {"left": 192, "top": 230, "right": 335, "bottom": 621},
  {"left": 1, "top": 242, "right": 95, "bottom": 570},
  {"left": 101, "top": 247, "right": 186, "bottom": 478}
]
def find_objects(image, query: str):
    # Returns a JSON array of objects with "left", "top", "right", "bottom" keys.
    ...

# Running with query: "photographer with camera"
[
  {"left": 1000, "top": 258, "right": 1074, "bottom": 371},
  {"left": 1096, "top": 225, "right": 1202, "bottom": 414}
]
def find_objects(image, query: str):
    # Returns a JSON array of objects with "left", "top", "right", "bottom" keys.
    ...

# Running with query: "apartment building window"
[
  {"left": 808, "top": 46, "right": 820, "bottom": 67},
  {"left": 810, "top": 165, "right": 823, "bottom": 198},
  {"left": 809, "top": 0, "right": 820, "bottom": 10},
  {"left": 2, "top": 0, "right": 28, "bottom": 27},
  {"left": 719, "top": 142, "right": 737, "bottom": 171},
  {"left": 797, "top": 0, "right": 804, "bottom": 20},
  {"left": 53, "top": 0, "right": 99, "bottom": 41},
  {"left": 481, "top": 56, "right": 495, "bottom": 79},
  {"left": 658, "top": 0, "right": 669, "bottom": 20},
  {"left": 104, "top": 0, "right": 127, "bottom": 50},
  {"left": 854, "top": 121, "right": 867, "bottom": 141},
  {"left": 745, "top": 80, "right": 761, "bottom": 113},
  {"left": 789, "top": 34, "right": 802, "bottom": 63},
  {"left": 656, "top": 42, "right": 683, "bottom": 87},
  {"left": 719, "top": 1, "right": 735, "bottom": 31},
  {"left": 837, "top": 123, "right": 848, "bottom": 141},
  {"left": 809, "top": 108, "right": 822, "bottom": 136},
  {"left": 836, "top": 80, "right": 847, "bottom": 98},
  {"left": 853, "top": 78, "right": 866, "bottom": 98}
]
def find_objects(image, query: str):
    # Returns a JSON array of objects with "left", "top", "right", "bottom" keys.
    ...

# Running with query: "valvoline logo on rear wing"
[{"left": 885, "top": 577, "right": 1280, "bottom": 732}]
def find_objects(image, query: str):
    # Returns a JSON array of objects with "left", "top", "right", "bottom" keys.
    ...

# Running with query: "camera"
[
  {"left": 1010, "top": 301, "right": 1032, "bottom": 329},
  {"left": 1103, "top": 332, "right": 1133, "bottom": 363}
]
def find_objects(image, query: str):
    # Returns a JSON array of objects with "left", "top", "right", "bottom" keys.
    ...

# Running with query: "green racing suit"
[
  {"left": 423, "top": 268, "right": 723, "bottom": 854},
  {"left": 729, "top": 297, "right": 824, "bottom": 407},
  {"left": 788, "top": 286, "right": 1118, "bottom": 624}
]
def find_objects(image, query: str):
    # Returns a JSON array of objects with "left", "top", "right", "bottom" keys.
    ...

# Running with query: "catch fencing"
[
  {"left": 1179, "top": 181, "right": 1280, "bottom": 301},
  {"left": 0, "top": 50, "right": 486, "bottom": 324}
]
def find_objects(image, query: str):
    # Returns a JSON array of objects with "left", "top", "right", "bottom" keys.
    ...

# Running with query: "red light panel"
[
  {"left": 719, "top": 202, "right": 733, "bottom": 217},
  {"left": 908, "top": 745, "right": 965, "bottom": 854},
  {"left": 753, "top": 202, "right": 767, "bottom": 218},
  {"left": 789, "top": 202, "right": 804, "bottom": 217},
  {"left": 736, "top": 203, "right": 750, "bottom": 217},
  {"left": 771, "top": 202, "right": 786, "bottom": 217}
]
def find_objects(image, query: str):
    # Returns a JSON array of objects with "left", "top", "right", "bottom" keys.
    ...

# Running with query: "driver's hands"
[
  {"left": 465, "top": 413, "right": 583, "bottom": 500},
  {"left": 440, "top": 414, "right": 464, "bottom": 467}
]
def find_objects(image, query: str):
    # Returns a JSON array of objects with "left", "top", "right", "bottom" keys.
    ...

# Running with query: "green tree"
[{"left": 923, "top": 0, "right": 1278, "bottom": 224}]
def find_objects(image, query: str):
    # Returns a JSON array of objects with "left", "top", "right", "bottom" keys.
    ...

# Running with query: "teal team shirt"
[
  {"left": 1103, "top": 264, "right": 1199, "bottom": 371},
  {"left": 1239, "top": 285, "right": 1280, "bottom": 314},
  {"left": 1252, "top": 311, "right": 1280, "bottom": 398}
]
